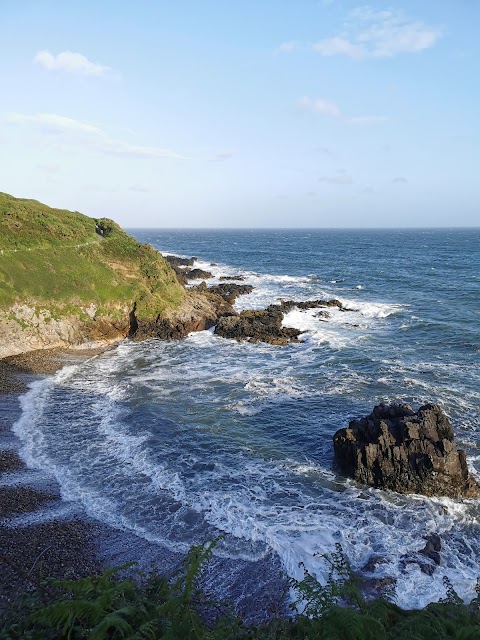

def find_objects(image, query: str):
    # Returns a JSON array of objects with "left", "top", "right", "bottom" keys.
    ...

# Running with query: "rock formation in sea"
[
  {"left": 333, "top": 403, "right": 480, "bottom": 498},
  {"left": 183, "top": 268, "right": 214, "bottom": 280},
  {"left": 132, "top": 291, "right": 236, "bottom": 341},
  {"left": 199, "top": 282, "right": 255, "bottom": 305},
  {"left": 215, "top": 308, "right": 302, "bottom": 345},
  {"left": 214, "top": 298, "right": 348, "bottom": 345}
]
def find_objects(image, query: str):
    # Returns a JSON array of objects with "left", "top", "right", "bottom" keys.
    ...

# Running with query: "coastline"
[{"left": 0, "top": 345, "right": 287, "bottom": 624}]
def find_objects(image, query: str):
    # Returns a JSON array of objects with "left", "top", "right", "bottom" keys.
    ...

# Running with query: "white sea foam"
[{"left": 10, "top": 241, "right": 480, "bottom": 611}]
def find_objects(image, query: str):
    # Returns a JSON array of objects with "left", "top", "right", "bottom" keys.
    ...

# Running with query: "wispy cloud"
[
  {"left": 279, "top": 7, "right": 442, "bottom": 60},
  {"left": 314, "top": 6, "right": 442, "bottom": 59},
  {"left": 34, "top": 50, "right": 111, "bottom": 76},
  {"left": 298, "top": 96, "right": 386, "bottom": 125},
  {"left": 393, "top": 176, "right": 408, "bottom": 184},
  {"left": 4, "top": 112, "right": 186, "bottom": 160},
  {"left": 213, "top": 151, "right": 235, "bottom": 162},
  {"left": 8, "top": 112, "right": 102, "bottom": 135},
  {"left": 275, "top": 41, "right": 298, "bottom": 54},
  {"left": 313, "top": 37, "right": 365, "bottom": 59},
  {"left": 129, "top": 184, "right": 151, "bottom": 193},
  {"left": 318, "top": 171, "right": 353, "bottom": 185}
]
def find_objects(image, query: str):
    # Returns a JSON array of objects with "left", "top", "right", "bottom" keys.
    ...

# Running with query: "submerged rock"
[{"left": 333, "top": 403, "right": 480, "bottom": 498}]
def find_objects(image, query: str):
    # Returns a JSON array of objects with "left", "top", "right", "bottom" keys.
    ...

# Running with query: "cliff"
[{"left": 0, "top": 192, "right": 232, "bottom": 357}]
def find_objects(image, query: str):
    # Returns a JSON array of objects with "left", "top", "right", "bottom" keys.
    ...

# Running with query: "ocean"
[{"left": 13, "top": 228, "right": 480, "bottom": 609}]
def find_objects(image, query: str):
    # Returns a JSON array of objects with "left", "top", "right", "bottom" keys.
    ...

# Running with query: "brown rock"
[
  {"left": 333, "top": 403, "right": 480, "bottom": 498},
  {"left": 133, "top": 291, "right": 236, "bottom": 341}
]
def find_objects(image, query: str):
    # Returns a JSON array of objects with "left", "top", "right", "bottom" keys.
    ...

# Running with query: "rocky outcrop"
[
  {"left": 133, "top": 292, "right": 236, "bottom": 341},
  {"left": 213, "top": 298, "right": 346, "bottom": 345},
  {"left": 215, "top": 308, "right": 302, "bottom": 345},
  {"left": 219, "top": 275, "right": 245, "bottom": 281},
  {"left": 204, "top": 283, "right": 254, "bottom": 305},
  {"left": 184, "top": 268, "right": 213, "bottom": 280},
  {"left": 274, "top": 299, "right": 343, "bottom": 312},
  {"left": 163, "top": 256, "right": 199, "bottom": 284},
  {"left": 0, "top": 304, "right": 131, "bottom": 359},
  {"left": 164, "top": 255, "right": 196, "bottom": 267},
  {"left": 333, "top": 403, "right": 480, "bottom": 498}
]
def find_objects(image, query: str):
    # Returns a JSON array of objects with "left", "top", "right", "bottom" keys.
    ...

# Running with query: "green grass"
[{"left": 0, "top": 192, "right": 185, "bottom": 318}]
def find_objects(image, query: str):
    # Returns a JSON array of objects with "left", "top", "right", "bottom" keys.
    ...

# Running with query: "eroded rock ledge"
[
  {"left": 333, "top": 403, "right": 480, "bottom": 498},
  {"left": 214, "top": 299, "right": 346, "bottom": 345}
]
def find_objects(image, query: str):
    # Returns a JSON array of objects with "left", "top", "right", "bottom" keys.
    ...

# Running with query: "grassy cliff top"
[{"left": 0, "top": 192, "right": 185, "bottom": 317}]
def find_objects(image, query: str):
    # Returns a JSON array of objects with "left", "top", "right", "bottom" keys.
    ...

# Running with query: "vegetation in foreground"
[
  {"left": 1, "top": 541, "right": 479, "bottom": 639},
  {"left": 0, "top": 192, "right": 184, "bottom": 319}
]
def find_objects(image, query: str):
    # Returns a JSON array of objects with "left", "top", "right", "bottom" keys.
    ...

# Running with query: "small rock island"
[{"left": 333, "top": 403, "right": 480, "bottom": 498}]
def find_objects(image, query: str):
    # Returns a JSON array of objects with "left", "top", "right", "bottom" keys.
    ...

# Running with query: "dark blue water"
[{"left": 14, "top": 229, "right": 480, "bottom": 608}]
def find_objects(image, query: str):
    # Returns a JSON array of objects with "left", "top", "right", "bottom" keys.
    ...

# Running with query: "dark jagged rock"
[
  {"left": 215, "top": 308, "right": 302, "bottom": 345},
  {"left": 213, "top": 297, "right": 344, "bottom": 345},
  {"left": 274, "top": 298, "right": 343, "bottom": 312},
  {"left": 164, "top": 255, "right": 196, "bottom": 267},
  {"left": 184, "top": 268, "right": 214, "bottom": 280},
  {"left": 402, "top": 533, "right": 442, "bottom": 576},
  {"left": 219, "top": 275, "right": 246, "bottom": 281},
  {"left": 206, "top": 283, "right": 254, "bottom": 305},
  {"left": 133, "top": 292, "right": 236, "bottom": 341},
  {"left": 333, "top": 403, "right": 480, "bottom": 498}
]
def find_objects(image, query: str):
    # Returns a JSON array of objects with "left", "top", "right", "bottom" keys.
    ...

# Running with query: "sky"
[{"left": 0, "top": 0, "right": 478, "bottom": 228}]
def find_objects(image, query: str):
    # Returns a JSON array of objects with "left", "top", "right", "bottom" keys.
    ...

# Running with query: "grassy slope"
[{"left": 0, "top": 192, "right": 185, "bottom": 319}]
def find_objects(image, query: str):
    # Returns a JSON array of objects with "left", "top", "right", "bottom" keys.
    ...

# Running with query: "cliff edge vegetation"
[{"left": 0, "top": 192, "right": 230, "bottom": 358}]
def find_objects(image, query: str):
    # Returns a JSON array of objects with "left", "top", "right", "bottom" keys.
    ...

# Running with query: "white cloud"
[
  {"left": 129, "top": 184, "right": 151, "bottom": 193},
  {"left": 4, "top": 112, "right": 186, "bottom": 160},
  {"left": 7, "top": 112, "right": 102, "bottom": 135},
  {"left": 299, "top": 96, "right": 341, "bottom": 118},
  {"left": 312, "top": 37, "right": 365, "bottom": 59},
  {"left": 313, "top": 7, "right": 442, "bottom": 59},
  {"left": 34, "top": 50, "right": 111, "bottom": 76},
  {"left": 275, "top": 41, "right": 298, "bottom": 54},
  {"left": 299, "top": 97, "right": 386, "bottom": 125}
]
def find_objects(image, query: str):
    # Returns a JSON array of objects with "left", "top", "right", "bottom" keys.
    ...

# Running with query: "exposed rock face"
[
  {"left": 133, "top": 292, "right": 235, "bottom": 341},
  {"left": 215, "top": 308, "right": 302, "bottom": 345},
  {"left": 205, "top": 283, "right": 254, "bottom": 305},
  {"left": 333, "top": 403, "right": 480, "bottom": 498},
  {"left": 164, "top": 255, "right": 196, "bottom": 267},
  {"left": 213, "top": 298, "right": 346, "bottom": 345},
  {"left": 163, "top": 256, "right": 199, "bottom": 285},
  {"left": 275, "top": 299, "right": 343, "bottom": 312},
  {"left": 183, "top": 268, "right": 213, "bottom": 280},
  {"left": 219, "top": 275, "right": 245, "bottom": 281},
  {"left": 0, "top": 304, "right": 131, "bottom": 359}
]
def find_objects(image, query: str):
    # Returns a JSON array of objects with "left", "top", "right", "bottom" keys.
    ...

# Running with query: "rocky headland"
[{"left": 333, "top": 402, "right": 480, "bottom": 498}]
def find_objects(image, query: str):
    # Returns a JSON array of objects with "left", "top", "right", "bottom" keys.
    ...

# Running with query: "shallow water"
[{"left": 14, "top": 229, "right": 480, "bottom": 608}]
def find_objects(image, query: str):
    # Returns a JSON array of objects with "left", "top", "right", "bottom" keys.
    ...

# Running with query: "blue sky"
[{"left": 0, "top": 0, "right": 478, "bottom": 227}]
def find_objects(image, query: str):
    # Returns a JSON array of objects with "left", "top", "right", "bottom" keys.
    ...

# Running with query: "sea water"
[{"left": 13, "top": 229, "right": 480, "bottom": 608}]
